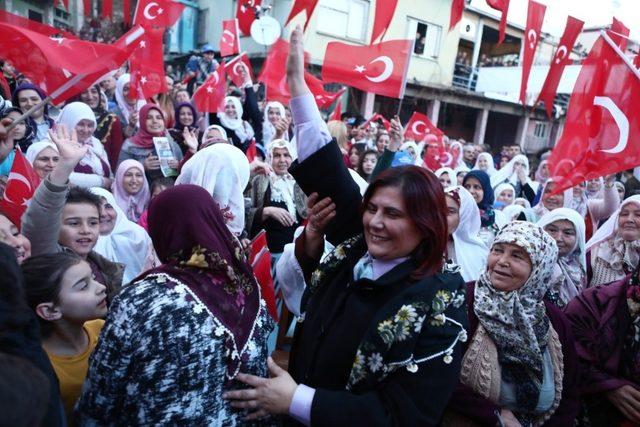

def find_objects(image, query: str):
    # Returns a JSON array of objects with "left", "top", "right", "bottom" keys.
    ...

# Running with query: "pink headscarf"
[{"left": 112, "top": 159, "right": 150, "bottom": 222}]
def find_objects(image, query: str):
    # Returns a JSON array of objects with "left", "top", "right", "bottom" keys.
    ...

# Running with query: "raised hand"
[
  {"left": 273, "top": 117, "right": 289, "bottom": 140},
  {"left": 182, "top": 127, "right": 199, "bottom": 153},
  {"left": 286, "top": 25, "right": 309, "bottom": 98},
  {"left": 48, "top": 124, "right": 88, "bottom": 185},
  {"left": 49, "top": 125, "right": 87, "bottom": 167},
  {"left": 388, "top": 116, "right": 404, "bottom": 152}
]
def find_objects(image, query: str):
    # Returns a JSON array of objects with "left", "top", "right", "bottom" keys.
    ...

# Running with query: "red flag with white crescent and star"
[
  {"left": 321, "top": 39, "right": 413, "bottom": 99},
  {"left": 370, "top": 0, "right": 398, "bottom": 44},
  {"left": 609, "top": 17, "right": 630, "bottom": 51},
  {"left": 520, "top": 0, "right": 546, "bottom": 105},
  {"left": 547, "top": 34, "right": 640, "bottom": 194},
  {"left": 130, "top": 28, "right": 167, "bottom": 100},
  {"left": 534, "top": 16, "right": 584, "bottom": 119},
  {"left": 220, "top": 19, "right": 240, "bottom": 57},
  {"left": 329, "top": 98, "right": 342, "bottom": 121},
  {"left": 486, "top": 0, "right": 510, "bottom": 45},
  {"left": 227, "top": 53, "right": 255, "bottom": 88},
  {"left": 361, "top": 113, "right": 391, "bottom": 131},
  {"left": 404, "top": 112, "right": 443, "bottom": 142},
  {"left": 133, "top": 0, "right": 185, "bottom": 29},
  {"left": 449, "top": 0, "right": 465, "bottom": 32},
  {"left": 237, "top": 0, "right": 261, "bottom": 36},
  {"left": 0, "top": 150, "right": 40, "bottom": 229},
  {"left": 192, "top": 63, "right": 227, "bottom": 113},
  {"left": 284, "top": 0, "right": 319, "bottom": 32},
  {"left": 0, "top": 21, "right": 136, "bottom": 105}
]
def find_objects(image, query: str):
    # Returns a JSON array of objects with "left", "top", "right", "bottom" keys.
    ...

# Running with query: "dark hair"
[
  {"left": 0, "top": 352, "right": 50, "bottom": 427},
  {"left": 21, "top": 252, "right": 83, "bottom": 337},
  {"left": 150, "top": 177, "right": 175, "bottom": 196},
  {"left": 66, "top": 187, "right": 101, "bottom": 212},
  {"left": 362, "top": 166, "right": 448, "bottom": 278},
  {"left": 357, "top": 149, "right": 379, "bottom": 181}
]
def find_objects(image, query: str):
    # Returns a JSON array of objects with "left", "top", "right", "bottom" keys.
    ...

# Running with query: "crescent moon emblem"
[
  {"left": 143, "top": 2, "right": 160, "bottom": 20},
  {"left": 440, "top": 152, "right": 453, "bottom": 167},
  {"left": 3, "top": 172, "right": 31, "bottom": 205},
  {"left": 232, "top": 62, "right": 244, "bottom": 76},
  {"left": 210, "top": 71, "right": 219, "bottom": 86},
  {"left": 222, "top": 29, "right": 235, "bottom": 45},
  {"left": 527, "top": 29, "right": 537, "bottom": 49},
  {"left": 411, "top": 121, "right": 427, "bottom": 135},
  {"left": 595, "top": 96, "right": 630, "bottom": 154},
  {"left": 365, "top": 56, "right": 394, "bottom": 83},
  {"left": 555, "top": 46, "right": 568, "bottom": 64}
]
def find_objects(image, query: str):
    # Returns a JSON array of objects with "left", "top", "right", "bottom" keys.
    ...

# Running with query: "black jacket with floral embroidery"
[{"left": 288, "top": 142, "right": 469, "bottom": 426}]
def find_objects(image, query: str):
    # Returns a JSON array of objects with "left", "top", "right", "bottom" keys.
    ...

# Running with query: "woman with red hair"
[{"left": 224, "top": 26, "right": 468, "bottom": 426}]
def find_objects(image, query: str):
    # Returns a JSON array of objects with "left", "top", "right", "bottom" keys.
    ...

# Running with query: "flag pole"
[
  {"left": 396, "top": 38, "right": 416, "bottom": 117},
  {"left": 601, "top": 30, "right": 640, "bottom": 81},
  {"left": 5, "top": 97, "right": 53, "bottom": 133}
]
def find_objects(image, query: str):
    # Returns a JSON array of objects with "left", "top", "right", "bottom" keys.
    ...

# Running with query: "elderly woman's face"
[
  {"left": 477, "top": 156, "right": 488, "bottom": 170},
  {"left": 33, "top": 147, "right": 59, "bottom": 179},
  {"left": 542, "top": 182, "right": 563, "bottom": 210},
  {"left": 497, "top": 189, "right": 514, "bottom": 206},
  {"left": 618, "top": 202, "right": 640, "bottom": 242},
  {"left": 362, "top": 185, "right": 422, "bottom": 261},
  {"left": 446, "top": 195, "right": 460, "bottom": 237},
  {"left": 464, "top": 176, "right": 483, "bottom": 204},
  {"left": 487, "top": 242, "right": 532, "bottom": 291},
  {"left": 544, "top": 219, "right": 576, "bottom": 258},
  {"left": 271, "top": 147, "right": 292, "bottom": 176},
  {"left": 202, "top": 128, "right": 227, "bottom": 149}
]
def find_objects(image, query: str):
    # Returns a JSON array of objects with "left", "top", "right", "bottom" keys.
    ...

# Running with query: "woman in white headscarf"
[
  {"left": 490, "top": 154, "right": 539, "bottom": 204},
  {"left": 444, "top": 186, "right": 489, "bottom": 281},
  {"left": 586, "top": 195, "right": 640, "bottom": 287},
  {"left": 211, "top": 96, "right": 257, "bottom": 153},
  {"left": 114, "top": 73, "right": 145, "bottom": 137},
  {"left": 262, "top": 101, "right": 288, "bottom": 146},
  {"left": 25, "top": 140, "right": 59, "bottom": 179},
  {"left": 56, "top": 102, "right": 113, "bottom": 189},
  {"left": 531, "top": 179, "right": 574, "bottom": 221},
  {"left": 493, "top": 183, "right": 516, "bottom": 211},
  {"left": 435, "top": 167, "right": 456, "bottom": 188},
  {"left": 176, "top": 143, "right": 250, "bottom": 236},
  {"left": 473, "top": 152, "right": 496, "bottom": 177},
  {"left": 246, "top": 139, "right": 307, "bottom": 259},
  {"left": 537, "top": 208, "right": 587, "bottom": 307},
  {"left": 90, "top": 187, "right": 155, "bottom": 284}
]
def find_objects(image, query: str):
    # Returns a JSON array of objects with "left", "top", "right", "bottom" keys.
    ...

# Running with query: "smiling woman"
[
  {"left": 445, "top": 221, "right": 579, "bottom": 426},
  {"left": 223, "top": 27, "right": 468, "bottom": 426}
]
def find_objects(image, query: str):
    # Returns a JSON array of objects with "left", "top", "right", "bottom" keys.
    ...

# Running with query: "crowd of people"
[{"left": 2, "top": 25, "right": 640, "bottom": 427}]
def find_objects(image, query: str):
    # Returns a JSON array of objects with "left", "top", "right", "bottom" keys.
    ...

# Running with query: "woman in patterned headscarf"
[{"left": 446, "top": 221, "right": 579, "bottom": 426}]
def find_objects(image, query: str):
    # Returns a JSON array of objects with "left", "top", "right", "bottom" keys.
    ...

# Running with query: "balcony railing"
[{"left": 452, "top": 63, "right": 479, "bottom": 91}]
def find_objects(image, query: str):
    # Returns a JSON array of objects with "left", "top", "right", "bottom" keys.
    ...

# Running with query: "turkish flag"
[
  {"left": 362, "top": 113, "right": 391, "bottom": 131},
  {"left": 609, "top": 17, "right": 630, "bottom": 51},
  {"left": 547, "top": 35, "right": 640, "bottom": 193},
  {"left": 307, "top": 77, "right": 346, "bottom": 109},
  {"left": 0, "top": 10, "right": 75, "bottom": 38},
  {"left": 133, "top": 0, "right": 185, "bottom": 29},
  {"left": 0, "top": 150, "right": 40, "bottom": 229},
  {"left": 486, "top": 0, "right": 510, "bottom": 45},
  {"left": 0, "top": 23, "right": 135, "bottom": 104},
  {"left": 102, "top": 0, "right": 112, "bottom": 19},
  {"left": 404, "top": 112, "right": 443, "bottom": 142},
  {"left": 284, "top": 0, "right": 319, "bottom": 32},
  {"left": 534, "top": 16, "right": 584, "bottom": 119},
  {"left": 371, "top": 0, "right": 398, "bottom": 44},
  {"left": 329, "top": 98, "right": 342, "bottom": 121},
  {"left": 192, "top": 63, "right": 227, "bottom": 113},
  {"left": 220, "top": 19, "right": 240, "bottom": 57},
  {"left": 130, "top": 28, "right": 167, "bottom": 100},
  {"left": 123, "top": 0, "right": 131, "bottom": 25},
  {"left": 423, "top": 143, "right": 461, "bottom": 171},
  {"left": 237, "top": 0, "right": 261, "bottom": 36},
  {"left": 227, "top": 53, "right": 255, "bottom": 88},
  {"left": 251, "top": 247, "right": 278, "bottom": 321},
  {"left": 322, "top": 39, "right": 413, "bottom": 99},
  {"left": 520, "top": 0, "right": 546, "bottom": 105},
  {"left": 449, "top": 0, "right": 465, "bottom": 31}
]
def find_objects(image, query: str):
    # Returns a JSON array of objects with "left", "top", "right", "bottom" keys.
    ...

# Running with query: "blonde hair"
[{"left": 327, "top": 120, "right": 349, "bottom": 150}]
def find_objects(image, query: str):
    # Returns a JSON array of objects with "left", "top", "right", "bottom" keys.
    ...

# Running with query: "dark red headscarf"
[
  {"left": 130, "top": 103, "right": 167, "bottom": 149},
  {"left": 145, "top": 184, "right": 261, "bottom": 379}
]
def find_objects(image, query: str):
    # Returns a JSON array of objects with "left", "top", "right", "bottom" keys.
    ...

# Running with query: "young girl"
[
  {"left": 21, "top": 252, "right": 107, "bottom": 421},
  {"left": 357, "top": 149, "right": 378, "bottom": 182}
]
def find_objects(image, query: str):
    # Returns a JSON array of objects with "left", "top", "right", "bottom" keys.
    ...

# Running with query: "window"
[
  {"left": 407, "top": 18, "right": 442, "bottom": 59},
  {"left": 316, "top": 0, "right": 370, "bottom": 42},
  {"left": 533, "top": 122, "right": 549, "bottom": 138}
]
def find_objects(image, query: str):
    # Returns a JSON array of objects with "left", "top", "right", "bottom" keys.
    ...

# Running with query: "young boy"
[{"left": 21, "top": 126, "right": 123, "bottom": 302}]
